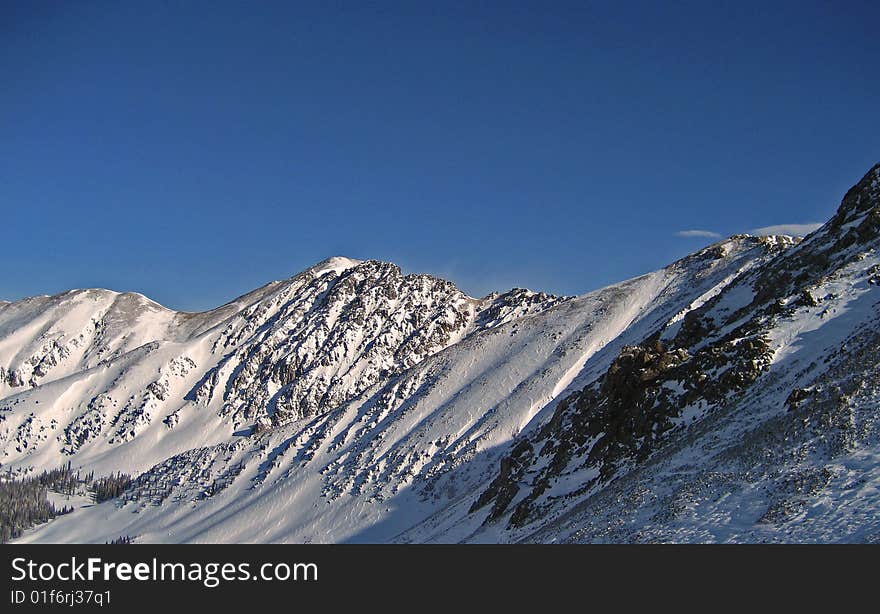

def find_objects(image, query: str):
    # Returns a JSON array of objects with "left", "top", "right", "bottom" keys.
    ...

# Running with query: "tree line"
[{"left": 0, "top": 463, "right": 132, "bottom": 543}]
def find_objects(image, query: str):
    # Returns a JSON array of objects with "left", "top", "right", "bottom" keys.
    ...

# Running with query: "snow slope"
[
  {"left": 6, "top": 163, "right": 880, "bottom": 543},
  {"left": 5, "top": 236, "right": 786, "bottom": 543}
]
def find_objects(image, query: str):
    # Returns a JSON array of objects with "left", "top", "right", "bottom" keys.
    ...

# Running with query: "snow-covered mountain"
[{"left": 4, "top": 163, "right": 880, "bottom": 543}]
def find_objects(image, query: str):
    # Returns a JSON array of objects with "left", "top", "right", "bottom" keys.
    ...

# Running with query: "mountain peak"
[
  {"left": 831, "top": 162, "right": 880, "bottom": 226},
  {"left": 308, "top": 256, "right": 363, "bottom": 276}
]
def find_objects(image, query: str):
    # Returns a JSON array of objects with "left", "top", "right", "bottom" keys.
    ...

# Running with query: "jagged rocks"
[
  {"left": 196, "top": 260, "right": 479, "bottom": 427},
  {"left": 469, "top": 163, "right": 880, "bottom": 535}
]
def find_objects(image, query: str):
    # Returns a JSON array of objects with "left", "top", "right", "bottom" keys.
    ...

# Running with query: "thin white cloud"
[
  {"left": 675, "top": 229, "right": 721, "bottom": 239},
  {"left": 749, "top": 223, "right": 823, "bottom": 237}
]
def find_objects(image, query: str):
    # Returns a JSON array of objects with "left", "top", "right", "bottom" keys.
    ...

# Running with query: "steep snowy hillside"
[
  {"left": 5, "top": 162, "right": 879, "bottom": 544},
  {"left": 5, "top": 237, "right": 788, "bottom": 542},
  {"left": 0, "top": 256, "right": 550, "bottom": 475},
  {"left": 449, "top": 162, "right": 880, "bottom": 543}
]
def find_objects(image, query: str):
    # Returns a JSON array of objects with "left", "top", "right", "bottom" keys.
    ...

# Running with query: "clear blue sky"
[{"left": 3, "top": 1, "right": 878, "bottom": 311}]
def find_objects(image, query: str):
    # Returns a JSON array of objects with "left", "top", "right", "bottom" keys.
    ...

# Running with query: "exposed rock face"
[
  {"left": 195, "top": 259, "right": 479, "bottom": 428},
  {"left": 471, "top": 163, "right": 880, "bottom": 531},
  {"left": 475, "top": 289, "right": 568, "bottom": 329}
]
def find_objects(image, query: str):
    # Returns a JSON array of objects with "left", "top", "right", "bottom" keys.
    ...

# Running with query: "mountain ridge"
[
  {"left": 3, "top": 162, "right": 880, "bottom": 543},
  {"left": 2, "top": 235, "right": 812, "bottom": 314}
]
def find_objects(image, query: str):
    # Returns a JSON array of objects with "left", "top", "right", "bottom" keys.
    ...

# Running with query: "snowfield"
[{"left": 3, "top": 163, "right": 880, "bottom": 543}]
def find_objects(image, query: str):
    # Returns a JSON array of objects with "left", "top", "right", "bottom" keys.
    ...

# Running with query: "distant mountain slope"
[
  {"left": 5, "top": 163, "right": 879, "bottom": 543},
  {"left": 0, "top": 256, "right": 557, "bottom": 471}
]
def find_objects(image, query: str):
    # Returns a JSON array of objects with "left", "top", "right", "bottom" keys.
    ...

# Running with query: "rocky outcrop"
[
  {"left": 192, "top": 260, "right": 478, "bottom": 428},
  {"left": 471, "top": 163, "right": 880, "bottom": 530}
]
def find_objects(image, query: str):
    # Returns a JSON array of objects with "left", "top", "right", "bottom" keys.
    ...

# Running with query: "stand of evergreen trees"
[
  {"left": 106, "top": 535, "right": 134, "bottom": 544},
  {"left": 0, "top": 463, "right": 132, "bottom": 543},
  {"left": 92, "top": 472, "right": 133, "bottom": 503}
]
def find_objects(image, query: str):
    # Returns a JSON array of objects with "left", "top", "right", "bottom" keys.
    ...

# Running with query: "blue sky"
[{"left": 2, "top": 1, "right": 878, "bottom": 311}]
